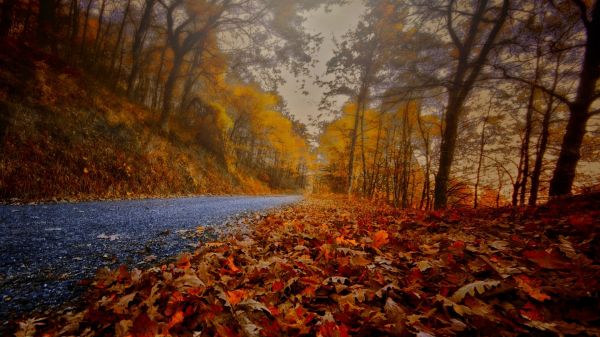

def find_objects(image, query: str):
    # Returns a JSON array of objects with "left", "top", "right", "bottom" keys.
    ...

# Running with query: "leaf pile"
[{"left": 14, "top": 195, "right": 600, "bottom": 336}]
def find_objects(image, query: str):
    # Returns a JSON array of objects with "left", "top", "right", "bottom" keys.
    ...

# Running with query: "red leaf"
[
  {"left": 272, "top": 280, "right": 285, "bottom": 292},
  {"left": 523, "top": 250, "right": 570, "bottom": 270},
  {"left": 117, "top": 265, "right": 130, "bottom": 283},
  {"left": 130, "top": 313, "right": 158, "bottom": 337},
  {"left": 568, "top": 214, "right": 595, "bottom": 232},
  {"left": 318, "top": 321, "right": 350, "bottom": 337},
  {"left": 520, "top": 302, "right": 544, "bottom": 321}
]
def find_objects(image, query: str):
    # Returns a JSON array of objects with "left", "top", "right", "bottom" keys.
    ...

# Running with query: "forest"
[
  {"left": 0, "top": 0, "right": 599, "bottom": 206},
  {"left": 315, "top": 0, "right": 600, "bottom": 209},
  {"left": 1, "top": 0, "right": 600, "bottom": 336},
  {"left": 0, "top": 0, "right": 323, "bottom": 200}
]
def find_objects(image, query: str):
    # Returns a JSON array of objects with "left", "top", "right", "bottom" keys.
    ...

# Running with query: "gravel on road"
[{"left": 0, "top": 195, "right": 301, "bottom": 322}]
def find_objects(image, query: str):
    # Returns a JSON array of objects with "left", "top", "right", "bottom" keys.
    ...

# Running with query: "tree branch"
[
  {"left": 493, "top": 64, "right": 573, "bottom": 107},
  {"left": 446, "top": 0, "right": 463, "bottom": 51}
]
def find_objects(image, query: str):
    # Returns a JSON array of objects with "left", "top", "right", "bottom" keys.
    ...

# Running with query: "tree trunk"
[
  {"left": 347, "top": 97, "right": 361, "bottom": 195},
  {"left": 152, "top": 45, "right": 167, "bottom": 111},
  {"left": 529, "top": 53, "right": 561, "bottom": 206},
  {"left": 549, "top": 106, "right": 591, "bottom": 195},
  {"left": 69, "top": 0, "right": 80, "bottom": 48},
  {"left": 519, "top": 89, "right": 535, "bottom": 205},
  {"left": 79, "top": 0, "right": 94, "bottom": 56},
  {"left": 434, "top": 94, "right": 461, "bottom": 209},
  {"left": 416, "top": 112, "right": 431, "bottom": 210},
  {"left": 549, "top": 3, "right": 600, "bottom": 196},
  {"left": 38, "top": 0, "right": 57, "bottom": 49},
  {"left": 179, "top": 46, "right": 204, "bottom": 113},
  {"left": 433, "top": 0, "right": 508, "bottom": 209},
  {"left": 368, "top": 114, "right": 383, "bottom": 197},
  {"left": 94, "top": 0, "right": 107, "bottom": 51},
  {"left": 159, "top": 51, "right": 184, "bottom": 132},
  {"left": 529, "top": 101, "right": 552, "bottom": 206},
  {"left": 127, "top": 0, "right": 156, "bottom": 99},
  {"left": 474, "top": 116, "right": 487, "bottom": 208},
  {"left": 110, "top": 0, "right": 131, "bottom": 77},
  {"left": 360, "top": 100, "right": 368, "bottom": 195},
  {"left": 0, "top": 0, "right": 17, "bottom": 37}
]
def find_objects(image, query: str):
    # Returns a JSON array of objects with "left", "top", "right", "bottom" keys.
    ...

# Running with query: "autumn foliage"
[
  {"left": 0, "top": 41, "right": 309, "bottom": 201},
  {"left": 13, "top": 194, "right": 600, "bottom": 336}
]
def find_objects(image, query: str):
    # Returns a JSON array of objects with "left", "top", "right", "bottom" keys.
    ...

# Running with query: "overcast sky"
[{"left": 279, "top": 1, "right": 365, "bottom": 135}]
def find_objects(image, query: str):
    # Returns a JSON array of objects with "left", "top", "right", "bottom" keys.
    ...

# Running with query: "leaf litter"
[{"left": 11, "top": 194, "right": 600, "bottom": 336}]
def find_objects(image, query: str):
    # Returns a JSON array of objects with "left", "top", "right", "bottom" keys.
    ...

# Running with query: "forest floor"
[{"left": 9, "top": 194, "right": 600, "bottom": 337}]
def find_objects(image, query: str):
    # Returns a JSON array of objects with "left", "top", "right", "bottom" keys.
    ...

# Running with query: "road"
[{"left": 0, "top": 195, "right": 301, "bottom": 321}]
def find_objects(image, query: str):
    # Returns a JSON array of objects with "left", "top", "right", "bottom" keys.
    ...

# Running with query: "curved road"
[{"left": 0, "top": 195, "right": 301, "bottom": 321}]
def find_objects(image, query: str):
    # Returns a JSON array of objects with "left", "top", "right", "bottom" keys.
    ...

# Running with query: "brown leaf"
[
  {"left": 112, "top": 292, "right": 137, "bottom": 314},
  {"left": 384, "top": 298, "right": 407, "bottom": 336},
  {"left": 514, "top": 275, "right": 550, "bottom": 302},
  {"left": 450, "top": 280, "right": 500, "bottom": 302},
  {"left": 523, "top": 250, "right": 570, "bottom": 270},
  {"left": 130, "top": 313, "right": 158, "bottom": 337}
]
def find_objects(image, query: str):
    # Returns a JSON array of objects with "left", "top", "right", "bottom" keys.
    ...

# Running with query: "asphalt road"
[{"left": 0, "top": 195, "right": 301, "bottom": 322}]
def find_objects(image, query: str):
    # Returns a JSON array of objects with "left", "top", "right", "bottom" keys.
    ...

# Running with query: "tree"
[
  {"left": 127, "top": 0, "right": 157, "bottom": 99},
  {"left": 549, "top": 0, "right": 600, "bottom": 196},
  {"left": 319, "top": 2, "right": 405, "bottom": 195},
  {"left": 432, "top": 0, "right": 509, "bottom": 209}
]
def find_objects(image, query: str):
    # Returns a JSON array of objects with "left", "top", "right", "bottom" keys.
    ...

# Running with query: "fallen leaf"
[
  {"left": 523, "top": 250, "right": 570, "bottom": 270},
  {"left": 226, "top": 255, "right": 241, "bottom": 272},
  {"left": 450, "top": 280, "right": 500, "bottom": 302},
  {"left": 372, "top": 230, "right": 389, "bottom": 249},
  {"left": 130, "top": 313, "right": 158, "bottom": 337},
  {"left": 226, "top": 289, "right": 248, "bottom": 305},
  {"left": 514, "top": 275, "right": 550, "bottom": 302}
]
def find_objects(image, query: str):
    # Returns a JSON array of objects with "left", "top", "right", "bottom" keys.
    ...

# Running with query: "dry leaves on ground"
[{"left": 13, "top": 194, "right": 600, "bottom": 336}]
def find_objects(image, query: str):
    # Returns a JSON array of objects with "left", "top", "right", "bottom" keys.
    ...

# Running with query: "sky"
[{"left": 279, "top": 1, "right": 365, "bottom": 135}]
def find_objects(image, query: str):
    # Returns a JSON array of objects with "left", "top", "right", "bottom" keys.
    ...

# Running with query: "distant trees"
[
  {"left": 0, "top": 0, "right": 341, "bottom": 190},
  {"left": 317, "top": 0, "right": 600, "bottom": 208}
]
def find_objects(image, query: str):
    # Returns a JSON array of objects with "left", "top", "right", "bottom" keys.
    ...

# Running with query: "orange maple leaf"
[
  {"left": 335, "top": 235, "right": 358, "bottom": 246},
  {"left": 372, "top": 230, "right": 389, "bottom": 249},
  {"left": 226, "top": 289, "right": 247, "bottom": 305}
]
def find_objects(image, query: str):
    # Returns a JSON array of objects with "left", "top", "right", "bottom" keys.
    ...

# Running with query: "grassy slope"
[{"left": 0, "top": 41, "right": 274, "bottom": 202}]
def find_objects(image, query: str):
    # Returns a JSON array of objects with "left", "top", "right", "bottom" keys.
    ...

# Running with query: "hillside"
[{"left": 0, "top": 41, "right": 291, "bottom": 202}]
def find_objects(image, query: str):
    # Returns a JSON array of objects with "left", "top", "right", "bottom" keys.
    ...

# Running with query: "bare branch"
[{"left": 446, "top": 0, "right": 463, "bottom": 50}]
